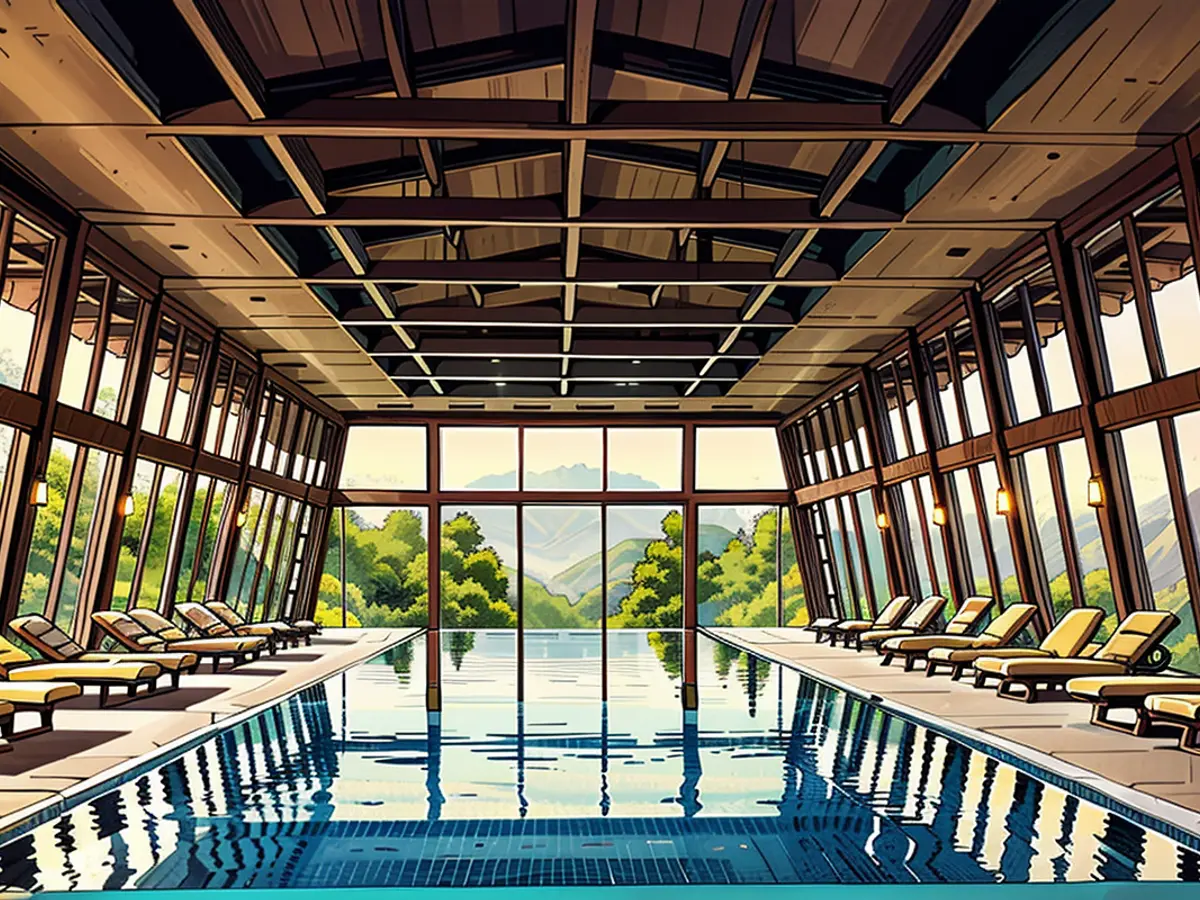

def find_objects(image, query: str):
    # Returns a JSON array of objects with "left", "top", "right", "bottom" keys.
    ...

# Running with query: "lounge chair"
[
  {"left": 11, "top": 614, "right": 200, "bottom": 689},
  {"left": 0, "top": 635, "right": 163, "bottom": 707},
  {"left": 925, "top": 607, "right": 1104, "bottom": 680},
  {"left": 0, "top": 702, "right": 10, "bottom": 752},
  {"left": 855, "top": 595, "right": 950, "bottom": 652},
  {"left": 880, "top": 603, "right": 1038, "bottom": 672},
  {"left": 0, "top": 681, "right": 84, "bottom": 738},
  {"left": 1065, "top": 674, "right": 1200, "bottom": 735},
  {"left": 94, "top": 610, "right": 266, "bottom": 672},
  {"left": 973, "top": 610, "right": 1178, "bottom": 702},
  {"left": 176, "top": 602, "right": 290, "bottom": 653},
  {"left": 208, "top": 600, "right": 320, "bottom": 645},
  {"left": 1144, "top": 694, "right": 1200, "bottom": 755},
  {"left": 811, "top": 596, "right": 914, "bottom": 647},
  {"left": 806, "top": 596, "right": 911, "bottom": 644}
]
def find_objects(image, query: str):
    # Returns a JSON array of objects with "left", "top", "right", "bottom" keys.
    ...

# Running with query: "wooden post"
[
  {"left": 426, "top": 422, "right": 441, "bottom": 713},
  {"left": 682, "top": 422, "right": 698, "bottom": 711}
]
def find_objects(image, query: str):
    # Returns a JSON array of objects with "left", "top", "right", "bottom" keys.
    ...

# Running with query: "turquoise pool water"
[{"left": 1, "top": 630, "right": 1197, "bottom": 890}]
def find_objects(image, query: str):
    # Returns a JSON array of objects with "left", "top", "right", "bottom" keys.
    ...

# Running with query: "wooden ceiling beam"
[
  {"left": 696, "top": 0, "right": 778, "bottom": 192},
  {"left": 87, "top": 197, "right": 1048, "bottom": 231},
  {"left": 379, "top": 0, "right": 441, "bottom": 189},
  {"left": 563, "top": 1, "right": 598, "bottom": 352},
  {"left": 150, "top": 97, "right": 1156, "bottom": 144}
]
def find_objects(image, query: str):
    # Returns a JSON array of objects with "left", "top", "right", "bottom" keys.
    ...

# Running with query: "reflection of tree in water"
[
  {"left": 383, "top": 640, "right": 414, "bottom": 681},
  {"left": 711, "top": 641, "right": 771, "bottom": 703},
  {"left": 646, "top": 630, "right": 681, "bottom": 679},
  {"left": 447, "top": 630, "right": 475, "bottom": 670}
]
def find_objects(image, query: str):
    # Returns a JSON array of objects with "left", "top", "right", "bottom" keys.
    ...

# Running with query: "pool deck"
[
  {"left": 706, "top": 627, "right": 1200, "bottom": 831},
  {"left": 0, "top": 627, "right": 418, "bottom": 836}
]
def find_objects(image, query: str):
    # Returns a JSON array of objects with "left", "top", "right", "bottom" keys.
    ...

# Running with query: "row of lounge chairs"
[
  {"left": 0, "top": 601, "right": 320, "bottom": 749},
  {"left": 806, "top": 595, "right": 1200, "bottom": 756}
]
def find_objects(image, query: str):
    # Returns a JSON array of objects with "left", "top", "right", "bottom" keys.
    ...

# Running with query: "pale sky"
[
  {"left": 341, "top": 425, "right": 427, "bottom": 489},
  {"left": 694, "top": 427, "right": 786, "bottom": 490}
]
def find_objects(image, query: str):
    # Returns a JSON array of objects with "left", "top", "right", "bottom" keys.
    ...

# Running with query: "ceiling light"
[
  {"left": 169, "top": 243, "right": 189, "bottom": 251},
  {"left": 931, "top": 505, "right": 948, "bottom": 527},
  {"left": 628, "top": 382, "right": 638, "bottom": 387},
  {"left": 946, "top": 247, "right": 970, "bottom": 258},
  {"left": 632, "top": 359, "right": 641, "bottom": 365},
  {"left": 616, "top": 382, "right": 626, "bottom": 387},
  {"left": 1087, "top": 475, "right": 1105, "bottom": 508},
  {"left": 995, "top": 488, "right": 1013, "bottom": 515},
  {"left": 491, "top": 358, "right": 501, "bottom": 364},
  {"left": 875, "top": 512, "right": 890, "bottom": 530},
  {"left": 120, "top": 494, "right": 135, "bottom": 517},
  {"left": 496, "top": 382, "right": 507, "bottom": 387},
  {"left": 31, "top": 479, "right": 48, "bottom": 507},
  {"left": 250, "top": 296, "right": 267, "bottom": 303}
]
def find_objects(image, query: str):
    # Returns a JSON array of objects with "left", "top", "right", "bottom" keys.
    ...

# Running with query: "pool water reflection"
[{"left": 0, "top": 630, "right": 1197, "bottom": 890}]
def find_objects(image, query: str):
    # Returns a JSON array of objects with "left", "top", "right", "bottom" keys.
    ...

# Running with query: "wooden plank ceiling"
[{"left": 0, "top": 0, "right": 1198, "bottom": 413}]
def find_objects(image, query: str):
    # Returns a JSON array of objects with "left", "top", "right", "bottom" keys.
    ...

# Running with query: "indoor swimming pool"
[{"left": 1, "top": 631, "right": 1198, "bottom": 890}]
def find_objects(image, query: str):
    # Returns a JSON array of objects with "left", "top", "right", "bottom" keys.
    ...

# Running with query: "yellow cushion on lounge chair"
[
  {"left": 1146, "top": 694, "right": 1200, "bottom": 721},
  {"left": 1042, "top": 608, "right": 1106, "bottom": 657},
  {"left": 1066, "top": 676, "right": 1200, "bottom": 702},
  {"left": 973, "top": 656, "right": 1128, "bottom": 679},
  {"left": 6, "top": 661, "right": 160, "bottom": 682},
  {"left": 809, "top": 617, "right": 839, "bottom": 629},
  {"left": 127, "top": 609, "right": 191, "bottom": 641},
  {"left": 840, "top": 620, "right": 877, "bottom": 633},
  {"left": 78, "top": 651, "right": 199, "bottom": 671},
  {"left": 928, "top": 646, "right": 1052, "bottom": 664},
  {"left": 947, "top": 597, "right": 993, "bottom": 634},
  {"left": 0, "top": 701, "right": 12, "bottom": 717},
  {"left": 0, "top": 681, "right": 84, "bottom": 704},
  {"left": 165, "top": 637, "right": 264, "bottom": 654},
  {"left": 858, "top": 627, "right": 916, "bottom": 644},
  {"left": 882, "top": 634, "right": 999, "bottom": 653}
]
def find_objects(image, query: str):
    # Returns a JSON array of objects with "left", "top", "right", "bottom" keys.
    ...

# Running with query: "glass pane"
[
  {"left": 1086, "top": 222, "right": 1151, "bottom": 393},
  {"left": 166, "top": 332, "right": 204, "bottom": 443},
  {"left": 978, "top": 461, "right": 1021, "bottom": 607},
  {"left": 606, "top": 427, "right": 682, "bottom": 490},
  {"left": 55, "top": 446, "right": 113, "bottom": 633},
  {"left": 1018, "top": 448, "right": 1073, "bottom": 619},
  {"left": 1027, "top": 266, "right": 1080, "bottom": 411},
  {"left": 895, "top": 355, "right": 926, "bottom": 454},
  {"left": 952, "top": 468, "right": 992, "bottom": 597},
  {"left": 522, "top": 505, "right": 601, "bottom": 627},
  {"left": 822, "top": 498, "right": 857, "bottom": 618},
  {"left": 606, "top": 505, "right": 684, "bottom": 628},
  {"left": 1119, "top": 421, "right": 1198, "bottom": 673},
  {"left": 953, "top": 319, "right": 991, "bottom": 436},
  {"left": 140, "top": 318, "right": 178, "bottom": 435},
  {"left": 855, "top": 491, "right": 889, "bottom": 610},
  {"left": 834, "top": 399, "right": 859, "bottom": 472},
  {"left": 20, "top": 439, "right": 77, "bottom": 618},
  {"left": 272, "top": 399, "right": 298, "bottom": 477},
  {"left": 58, "top": 263, "right": 105, "bottom": 410},
  {"left": 927, "top": 335, "right": 962, "bottom": 445},
  {"left": 695, "top": 427, "right": 786, "bottom": 490},
  {"left": 226, "top": 488, "right": 267, "bottom": 615},
  {"left": 0, "top": 216, "right": 53, "bottom": 390},
  {"left": 796, "top": 424, "right": 817, "bottom": 484},
  {"left": 820, "top": 408, "right": 840, "bottom": 480},
  {"left": 1166, "top": 410, "right": 1200, "bottom": 672},
  {"left": 181, "top": 478, "right": 232, "bottom": 604},
  {"left": 1059, "top": 438, "right": 1116, "bottom": 638},
  {"left": 222, "top": 366, "right": 252, "bottom": 459},
  {"left": 97, "top": 284, "right": 139, "bottom": 421},
  {"left": 1136, "top": 188, "right": 1200, "bottom": 378},
  {"left": 847, "top": 390, "right": 871, "bottom": 467},
  {"left": 877, "top": 363, "right": 908, "bottom": 459},
  {"left": 780, "top": 508, "right": 807, "bottom": 626},
  {"left": 289, "top": 410, "right": 311, "bottom": 481},
  {"left": 114, "top": 459, "right": 158, "bottom": 610},
  {"left": 441, "top": 427, "right": 518, "bottom": 490},
  {"left": 898, "top": 480, "right": 934, "bottom": 598},
  {"left": 340, "top": 426, "right": 427, "bottom": 489},
  {"left": 697, "top": 505, "right": 778, "bottom": 625},
  {"left": 0, "top": 424, "right": 15, "bottom": 508},
  {"left": 135, "top": 465, "right": 186, "bottom": 609},
  {"left": 839, "top": 494, "right": 869, "bottom": 616},
  {"left": 174, "top": 475, "right": 212, "bottom": 605},
  {"left": 523, "top": 428, "right": 602, "bottom": 490},
  {"left": 993, "top": 290, "right": 1041, "bottom": 423},
  {"left": 317, "top": 511, "right": 349, "bottom": 627},
  {"left": 439, "top": 505, "right": 516, "bottom": 628},
  {"left": 204, "top": 356, "right": 233, "bottom": 455},
  {"left": 810, "top": 418, "right": 831, "bottom": 480},
  {"left": 917, "top": 475, "right": 950, "bottom": 601}
]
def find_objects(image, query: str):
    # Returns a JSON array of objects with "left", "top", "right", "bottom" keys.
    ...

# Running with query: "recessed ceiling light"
[
  {"left": 616, "top": 382, "right": 626, "bottom": 387},
  {"left": 250, "top": 296, "right": 267, "bottom": 303},
  {"left": 491, "top": 358, "right": 501, "bottom": 363},
  {"left": 632, "top": 359, "right": 641, "bottom": 364},
  {"left": 169, "top": 243, "right": 189, "bottom": 251},
  {"left": 628, "top": 382, "right": 639, "bottom": 387},
  {"left": 946, "top": 247, "right": 970, "bottom": 258},
  {"left": 496, "top": 381, "right": 507, "bottom": 387}
]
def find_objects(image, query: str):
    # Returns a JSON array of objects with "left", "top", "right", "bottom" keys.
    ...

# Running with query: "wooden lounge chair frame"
[
  {"left": 1144, "top": 696, "right": 1200, "bottom": 755},
  {"left": 96, "top": 610, "right": 265, "bottom": 672},
  {"left": 0, "top": 683, "right": 84, "bottom": 738},
  {"left": 973, "top": 611, "right": 1178, "bottom": 702},
  {"left": 853, "top": 595, "right": 948, "bottom": 652},
  {"left": 877, "top": 603, "right": 1038, "bottom": 672},
  {"left": 176, "top": 602, "right": 285, "bottom": 653},
  {"left": 205, "top": 601, "right": 308, "bottom": 647},
  {"left": 871, "top": 596, "right": 990, "bottom": 658}
]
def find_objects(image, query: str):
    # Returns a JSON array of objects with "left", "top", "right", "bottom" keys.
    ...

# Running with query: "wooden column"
[
  {"left": 1046, "top": 226, "right": 1138, "bottom": 617},
  {"left": 857, "top": 370, "right": 906, "bottom": 598},
  {"left": 426, "top": 422, "right": 441, "bottom": 712},
  {"left": 0, "top": 216, "right": 89, "bottom": 629},
  {"left": 906, "top": 330, "right": 966, "bottom": 609},
  {"left": 965, "top": 288, "right": 1043, "bottom": 621},
  {"left": 303, "top": 424, "right": 347, "bottom": 623},
  {"left": 681, "top": 422, "right": 698, "bottom": 711}
]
